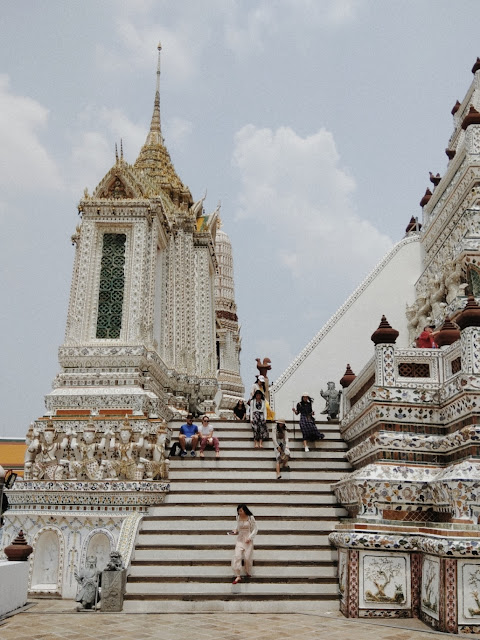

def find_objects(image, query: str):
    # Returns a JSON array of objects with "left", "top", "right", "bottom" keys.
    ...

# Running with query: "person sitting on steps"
[
  {"left": 178, "top": 414, "right": 199, "bottom": 457},
  {"left": 198, "top": 415, "right": 220, "bottom": 458}
]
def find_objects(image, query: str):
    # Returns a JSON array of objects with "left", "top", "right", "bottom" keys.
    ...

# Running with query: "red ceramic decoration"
[
  {"left": 371, "top": 315, "right": 399, "bottom": 345},
  {"left": 340, "top": 364, "right": 356, "bottom": 388},
  {"left": 4, "top": 530, "right": 33, "bottom": 562}
]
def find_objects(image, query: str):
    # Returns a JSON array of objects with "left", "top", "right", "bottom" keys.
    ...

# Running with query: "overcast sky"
[{"left": 1, "top": 0, "right": 479, "bottom": 437}]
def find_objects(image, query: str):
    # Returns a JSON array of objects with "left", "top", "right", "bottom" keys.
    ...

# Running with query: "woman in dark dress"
[
  {"left": 233, "top": 399, "right": 247, "bottom": 420},
  {"left": 292, "top": 393, "right": 324, "bottom": 452}
]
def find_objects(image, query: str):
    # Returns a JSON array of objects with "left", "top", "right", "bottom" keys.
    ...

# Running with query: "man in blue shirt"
[{"left": 179, "top": 414, "right": 199, "bottom": 457}]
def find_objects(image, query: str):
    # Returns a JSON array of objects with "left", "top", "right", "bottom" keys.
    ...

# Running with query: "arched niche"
[
  {"left": 30, "top": 528, "right": 63, "bottom": 592},
  {"left": 84, "top": 530, "right": 113, "bottom": 572}
]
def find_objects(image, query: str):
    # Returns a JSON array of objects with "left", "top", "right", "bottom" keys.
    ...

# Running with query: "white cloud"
[
  {"left": 284, "top": 0, "right": 363, "bottom": 25},
  {"left": 224, "top": 0, "right": 363, "bottom": 57},
  {"left": 70, "top": 131, "right": 112, "bottom": 195},
  {"left": 98, "top": 107, "right": 147, "bottom": 156},
  {"left": 224, "top": 3, "right": 276, "bottom": 56},
  {"left": 167, "top": 116, "right": 193, "bottom": 151},
  {"left": 0, "top": 75, "right": 61, "bottom": 192},
  {"left": 68, "top": 105, "right": 148, "bottom": 194},
  {"left": 94, "top": 2, "right": 224, "bottom": 84},
  {"left": 233, "top": 123, "right": 392, "bottom": 287}
]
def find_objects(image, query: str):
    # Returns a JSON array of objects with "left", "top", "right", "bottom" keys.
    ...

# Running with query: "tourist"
[
  {"left": 198, "top": 415, "right": 220, "bottom": 458},
  {"left": 271, "top": 418, "right": 290, "bottom": 480},
  {"left": 249, "top": 374, "right": 275, "bottom": 421},
  {"left": 178, "top": 414, "right": 199, "bottom": 457},
  {"left": 233, "top": 399, "right": 247, "bottom": 420},
  {"left": 292, "top": 393, "right": 324, "bottom": 452},
  {"left": 250, "top": 389, "right": 268, "bottom": 448},
  {"left": 249, "top": 374, "right": 268, "bottom": 403},
  {"left": 416, "top": 325, "right": 438, "bottom": 348},
  {"left": 229, "top": 504, "right": 258, "bottom": 584}
]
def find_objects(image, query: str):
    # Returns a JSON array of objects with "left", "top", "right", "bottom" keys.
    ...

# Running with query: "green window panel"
[{"left": 96, "top": 233, "right": 126, "bottom": 339}]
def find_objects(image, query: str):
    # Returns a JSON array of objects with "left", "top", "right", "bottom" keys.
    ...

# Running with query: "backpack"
[{"left": 169, "top": 442, "right": 180, "bottom": 457}]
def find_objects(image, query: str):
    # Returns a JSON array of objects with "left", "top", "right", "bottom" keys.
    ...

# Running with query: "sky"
[{"left": 1, "top": 0, "right": 480, "bottom": 437}]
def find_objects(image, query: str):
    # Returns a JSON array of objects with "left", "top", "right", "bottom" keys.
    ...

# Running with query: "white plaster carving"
[{"left": 359, "top": 551, "right": 410, "bottom": 610}]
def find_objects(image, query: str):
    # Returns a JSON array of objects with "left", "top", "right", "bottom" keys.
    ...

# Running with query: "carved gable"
[
  {"left": 104, "top": 176, "right": 130, "bottom": 199},
  {"left": 93, "top": 165, "right": 146, "bottom": 200}
]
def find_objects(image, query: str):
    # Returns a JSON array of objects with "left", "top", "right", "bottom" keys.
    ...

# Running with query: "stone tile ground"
[{"left": 0, "top": 601, "right": 459, "bottom": 640}]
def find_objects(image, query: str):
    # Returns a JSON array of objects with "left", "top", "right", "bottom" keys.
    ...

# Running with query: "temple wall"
[{"left": 271, "top": 235, "right": 422, "bottom": 418}]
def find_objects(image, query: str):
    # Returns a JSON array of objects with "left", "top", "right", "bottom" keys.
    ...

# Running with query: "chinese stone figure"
[
  {"left": 75, "top": 555, "right": 101, "bottom": 611},
  {"left": 320, "top": 382, "right": 342, "bottom": 421}
]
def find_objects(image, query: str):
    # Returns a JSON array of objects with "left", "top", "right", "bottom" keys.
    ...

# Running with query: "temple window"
[
  {"left": 398, "top": 362, "right": 430, "bottom": 378},
  {"left": 96, "top": 233, "right": 126, "bottom": 339}
]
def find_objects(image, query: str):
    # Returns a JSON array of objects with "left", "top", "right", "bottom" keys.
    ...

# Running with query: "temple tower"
[
  {"left": 214, "top": 225, "right": 244, "bottom": 413},
  {"left": 46, "top": 45, "right": 243, "bottom": 419},
  {"left": 406, "top": 57, "right": 480, "bottom": 341},
  {"left": 329, "top": 59, "right": 480, "bottom": 634}
]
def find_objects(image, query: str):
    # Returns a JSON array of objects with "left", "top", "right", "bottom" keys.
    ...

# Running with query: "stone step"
[
  {"left": 128, "top": 564, "right": 337, "bottom": 578},
  {"left": 205, "top": 422, "right": 343, "bottom": 429},
  {"left": 125, "top": 581, "right": 338, "bottom": 595},
  {"left": 168, "top": 438, "right": 346, "bottom": 448},
  {"left": 172, "top": 428, "right": 347, "bottom": 442},
  {"left": 167, "top": 470, "right": 347, "bottom": 481},
  {"left": 140, "top": 518, "right": 340, "bottom": 532},
  {"left": 148, "top": 505, "right": 347, "bottom": 516},
  {"left": 168, "top": 457, "right": 349, "bottom": 467},
  {"left": 168, "top": 451, "right": 345, "bottom": 461},
  {"left": 128, "top": 418, "right": 348, "bottom": 614},
  {"left": 133, "top": 548, "right": 336, "bottom": 562},
  {"left": 162, "top": 493, "right": 344, "bottom": 506},
  {"left": 163, "top": 495, "right": 338, "bottom": 505},
  {"left": 169, "top": 480, "right": 340, "bottom": 490},
  {"left": 169, "top": 420, "right": 338, "bottom": 428},
  {"left": 122, "top": 597, "right": 340, "bottom": 614},
  {"left": 136, "top": 532, "right": 332, "bottom": 546}
]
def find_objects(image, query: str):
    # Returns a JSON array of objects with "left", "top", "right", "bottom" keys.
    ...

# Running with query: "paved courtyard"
[{"left": 0, "top": 600, "right": 458, "bottom": 640}]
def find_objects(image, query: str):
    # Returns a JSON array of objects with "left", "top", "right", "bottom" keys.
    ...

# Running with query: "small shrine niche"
[
  {"left": 31, "top": 529, "right": 61, "bottom": 592},
  {"left": 467, "top": 264, "right": 480, "bottom": 297},
  {"left": 86, "top": 532, "right": 112, "bottom": 572},
  {"left": 105, "top": 176, "right": 130, "bottom": 199}
]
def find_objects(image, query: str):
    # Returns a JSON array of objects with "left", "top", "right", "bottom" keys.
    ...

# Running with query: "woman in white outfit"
[{"left": 230, "top": 504, "right": 258, "bottom": 584}]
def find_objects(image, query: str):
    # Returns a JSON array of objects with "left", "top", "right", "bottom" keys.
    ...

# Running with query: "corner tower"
[
  {"left": 214, "top": 223, "right": 244, "bottom": 414},
  {"left": 47, "top": 45, "right": 243, "bottom": 419}
]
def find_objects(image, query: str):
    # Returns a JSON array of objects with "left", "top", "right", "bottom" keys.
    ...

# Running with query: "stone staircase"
[{"left": 123, "top": 419, "right": 350, "bottom": 613}]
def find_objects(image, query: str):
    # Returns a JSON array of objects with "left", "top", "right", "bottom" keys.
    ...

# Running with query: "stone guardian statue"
[
  {"left": 74, "top": 555, "right": 101, "bottom": 611},
  {"left": 320, "top": 382, "right": 342, "bottom": 421}
]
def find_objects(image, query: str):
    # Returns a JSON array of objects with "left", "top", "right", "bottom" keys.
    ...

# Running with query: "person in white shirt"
[{"left": 198, "top": 415, "right": 220, "bottom": 458}]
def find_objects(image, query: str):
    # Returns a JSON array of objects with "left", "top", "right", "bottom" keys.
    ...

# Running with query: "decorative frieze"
[{"left": 346, "top": 424, "right": 480, "bottom": 466}]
